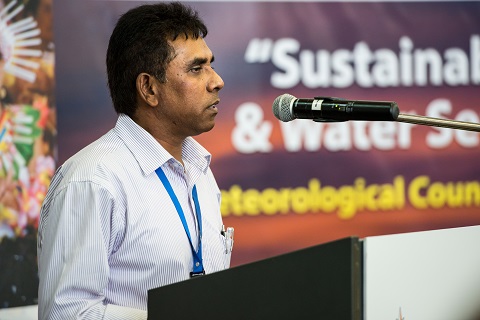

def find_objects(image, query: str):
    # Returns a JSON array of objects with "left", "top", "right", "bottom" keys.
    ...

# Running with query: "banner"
[{"left": 54, "top": 1, "right": 480, "bottom": 269}]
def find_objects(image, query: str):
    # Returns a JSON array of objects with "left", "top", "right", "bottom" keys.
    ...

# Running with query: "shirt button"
[{"left": 195, "top": 262, "right": 200, "bottom": 267}]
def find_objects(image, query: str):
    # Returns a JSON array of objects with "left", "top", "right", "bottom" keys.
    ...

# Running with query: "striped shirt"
[{"left": 37, "top": 114, "right": 231, "bottom": 320}]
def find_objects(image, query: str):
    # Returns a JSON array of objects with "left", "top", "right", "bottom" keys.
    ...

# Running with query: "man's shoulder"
[{"left": 58, "top": 130, "right": 132, "bottom": 184}]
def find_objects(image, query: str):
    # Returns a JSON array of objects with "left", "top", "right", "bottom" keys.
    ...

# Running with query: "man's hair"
[{"left": 106, "top": 2, "right": 208, "bottom": 116}]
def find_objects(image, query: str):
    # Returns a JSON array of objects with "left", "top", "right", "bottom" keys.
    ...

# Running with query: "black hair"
[{"left": 106, "top": 2, "right": 208, "bottom": 116}]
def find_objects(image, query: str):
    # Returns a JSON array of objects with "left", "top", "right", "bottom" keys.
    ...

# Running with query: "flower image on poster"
[{"left": 0, "top": 0, "right": 54, "bottom": 308}]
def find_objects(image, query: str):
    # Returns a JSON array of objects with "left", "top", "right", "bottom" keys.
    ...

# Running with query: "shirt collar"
[{"left": 113, "top": 114, "right": 211, "bottom": 176}]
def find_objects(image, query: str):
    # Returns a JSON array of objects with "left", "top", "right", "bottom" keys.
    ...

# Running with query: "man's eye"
[{"left": 191, "top": 66, "right": 202, "bottom": 72}]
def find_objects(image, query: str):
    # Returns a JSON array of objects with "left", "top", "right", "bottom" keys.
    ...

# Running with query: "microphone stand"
[{"left": 396, "top": 113, "right": 480, "bottom": 132}]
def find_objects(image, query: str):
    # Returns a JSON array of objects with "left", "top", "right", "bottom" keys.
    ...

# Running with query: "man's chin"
[{"left": 192, "top": 123, "right": 215, "bottom": 136}]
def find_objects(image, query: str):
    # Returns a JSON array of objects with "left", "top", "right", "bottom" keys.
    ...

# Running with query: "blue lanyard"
[{"left": 155, "top": 167, "right": 204, "bottom": 275}]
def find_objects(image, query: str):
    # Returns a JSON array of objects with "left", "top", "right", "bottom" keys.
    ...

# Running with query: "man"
[{"left": 37, "top": 2, "right": 231, "bottom": 319}]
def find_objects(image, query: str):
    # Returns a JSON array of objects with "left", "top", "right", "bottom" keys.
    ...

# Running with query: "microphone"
[{"left": 272, "top": 93, "right": 400, "bottom": 122}]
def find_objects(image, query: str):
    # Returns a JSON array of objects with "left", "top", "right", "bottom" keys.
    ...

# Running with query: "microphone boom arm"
[{"left": 396, "top": 113, "right": 480, "bottom": 132}]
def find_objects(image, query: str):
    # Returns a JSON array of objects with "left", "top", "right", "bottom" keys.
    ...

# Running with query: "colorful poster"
[{"left": 0, "top": 0, "right": 55, "bottom": 308}]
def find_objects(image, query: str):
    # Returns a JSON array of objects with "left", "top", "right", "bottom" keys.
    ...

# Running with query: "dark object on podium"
[{"left": 148, "top": 237, "right": 362, "bottom": 320}]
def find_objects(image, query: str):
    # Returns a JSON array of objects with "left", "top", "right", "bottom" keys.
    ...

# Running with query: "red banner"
[{"left": 53, "top": 1, "right": 480, "bottom": 267}]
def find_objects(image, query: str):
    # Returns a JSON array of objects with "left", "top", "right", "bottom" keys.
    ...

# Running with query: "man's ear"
[{"left": 136, "top": 73, "right": 159, "bottom": 107}]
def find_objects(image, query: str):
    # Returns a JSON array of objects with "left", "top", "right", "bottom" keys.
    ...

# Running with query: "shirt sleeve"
[{"left": 37, "top": 180, "right": 144, "bottom": 320}]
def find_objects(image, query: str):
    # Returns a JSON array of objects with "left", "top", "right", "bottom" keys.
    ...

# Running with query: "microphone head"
[{"left": 272, "top": 93, "right": 296, "bottom": 122}]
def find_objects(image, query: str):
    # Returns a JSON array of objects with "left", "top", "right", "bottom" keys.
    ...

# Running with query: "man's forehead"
[{"left": 169, "top": 37, "right": 213, "bottom": 62}]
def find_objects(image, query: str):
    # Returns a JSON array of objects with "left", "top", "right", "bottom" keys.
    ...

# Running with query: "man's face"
[{"left": 154, "top": 36, "right": 224, "bottom": 138}]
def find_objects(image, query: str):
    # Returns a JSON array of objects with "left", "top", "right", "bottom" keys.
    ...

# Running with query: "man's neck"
[
  {"left": 158, "top": 138, "right": 184, "bottom": 166},
  {"left": 130, "top": 112, "right": 185, "bottom": 165}
]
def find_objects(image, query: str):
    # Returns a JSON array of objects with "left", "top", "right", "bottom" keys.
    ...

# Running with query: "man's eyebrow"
[{"left": 187, "top": 55, "right": 215, "bottom": 68}]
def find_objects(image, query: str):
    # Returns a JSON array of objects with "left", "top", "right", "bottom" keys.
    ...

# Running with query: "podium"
[
  {"left": 148, "top": 225, "right": 480, "bottom": 319},
  {"left": 148, "top": 237, "right": 362, "bottom": 319}
]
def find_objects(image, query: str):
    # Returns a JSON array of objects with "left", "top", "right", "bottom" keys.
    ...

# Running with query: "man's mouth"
[{"left": 209, "top": 101, "right": 219, "bottom": 110}]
